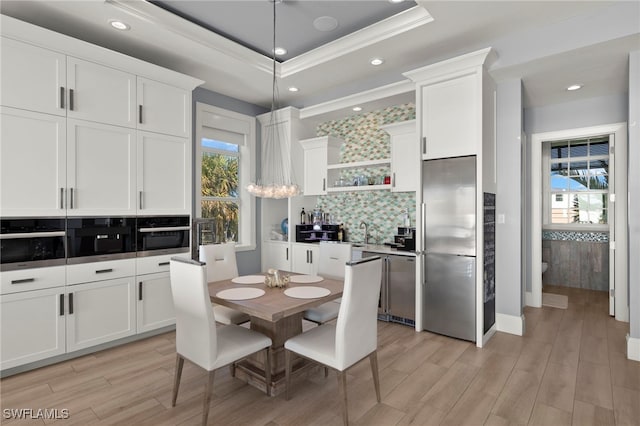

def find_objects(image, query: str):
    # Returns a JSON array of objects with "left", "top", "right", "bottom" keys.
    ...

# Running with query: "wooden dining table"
[{"left": 208, "top": 272, "right": 343, "bottom": 396}]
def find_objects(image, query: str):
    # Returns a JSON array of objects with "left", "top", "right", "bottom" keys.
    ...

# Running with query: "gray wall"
[
  {"left": 628, "top": 51, "right": 639, "bottom": 341},
  {"left": 495, "top": 79, "right": 523, "bottom": 319},
  {"left": 192, "top": 87, "right": 268, "bottom": 275}
]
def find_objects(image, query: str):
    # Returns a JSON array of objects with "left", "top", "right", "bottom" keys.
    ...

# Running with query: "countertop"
[{"left": 350, "top": 243, "right": 417, "bottom": 257}]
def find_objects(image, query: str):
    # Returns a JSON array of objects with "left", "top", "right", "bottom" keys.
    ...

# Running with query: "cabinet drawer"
[
  {"left": 1, "top": 266, "right": 66, "bottom": 294},
  {"left": 136, "top": 252, "right": 190, "bottom": 276},
  {"left": 66, "top": 259, "right": 135, "bottom": 285}
]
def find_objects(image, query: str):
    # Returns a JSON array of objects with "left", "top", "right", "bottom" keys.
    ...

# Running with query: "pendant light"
[{"left": 247, "top": 0, "right": 300, "bottom": 199}]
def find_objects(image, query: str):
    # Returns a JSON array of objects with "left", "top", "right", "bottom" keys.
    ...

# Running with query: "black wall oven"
[
  {"left": 66, "top": 217, "right": 136, "bottom": 264},
  {"left": 136, "top": 216, "right": 190, "bottom": 257},
  {"left": 1, "top": 218, "right": 66, "bottom": 271}
]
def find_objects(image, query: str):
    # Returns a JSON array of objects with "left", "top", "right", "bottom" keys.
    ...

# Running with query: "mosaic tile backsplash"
[
  {"left": 542, "top": 230, "right": 609, "bottom": 242},
  {"left": 315, "top": 103, "right": 417, "bottom": 244}
]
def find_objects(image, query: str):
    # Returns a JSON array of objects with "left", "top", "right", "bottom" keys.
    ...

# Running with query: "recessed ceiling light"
[
  {"left": 109, "top": 20, "right": 130, "bottom": 31},
  {"left": 273, "top": 47, "right": 287, "bottom": 56},
  {"left": 352, "top": 106, "right": 363, "bottom": 112},
  {"left": 314, "top": 16, "right": 339, "bottom": 32},
  {"left": 370, "top": 58, "right": 385, "bottom": 66},
  {"left": 288, "top": 86, "right": 299, "bottom": 92},
  {"left": 389, "top": 0, "right": 405, "bottom": 3},
  {"left": 566, "top": 84, "right": 583, "bottom": 91}
]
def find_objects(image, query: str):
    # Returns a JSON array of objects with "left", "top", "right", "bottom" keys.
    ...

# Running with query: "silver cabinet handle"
[
  {"left": 139, "top": 191, "right": 143, "bottom": 210},
  {"left": 60, "top": 87, "right": 65, "bottom": 109},
  {"left": 69, "top": 89, "right": 74, "bottom": 111},
  {"left": 286, "top": 247, "right": 289, "bottom": 260},
  {"left": 1, "top": 231, "right": 65, "bottom": 239},
  {"left": 68, "top": 293, "right": 74, "bottom": 315},
  {"left": 138, "top": 282, "right": 143, "bottom": 301},
  {"left": 322, "top": 178, "right": 326, "bottom": 191},
  {"left": 306, "top": 250, "right": 309, "bottom": 263},
  {"left": 60, "top": 187, "right": 65, "bottom": 209},
  {"left": 392, "top": 172, "right": 396, "bottom": 188},
  {"left": 139, "top": 105, "right": 143, "bottom": 124},
  {"left": 310, "top": 250, "right": 313, "bottom": 263},
  {"left": 11, "top": 278, "right": 35, "bottom": 284},
  {"left": 422, "top": 136, "right": 426, "bottom": 155},
  {"left": 70, "top": 188, "right": 74, "bottom": 209},
  {"left": 139, "top": 226, "right": 190, "bottom": 233},
  {"left": 60, "top": 294, "right": 65, "bottom": 316},
  {"left": 95, "top": 268, "right": 113, "bottom": 274},
  {"left": 158, "top": 261, "right": 170, "bottom": 266}
]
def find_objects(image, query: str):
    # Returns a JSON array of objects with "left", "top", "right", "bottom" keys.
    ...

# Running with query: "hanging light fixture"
[{"left": 247, "top": 0, "right": 300, "bottom": 199}]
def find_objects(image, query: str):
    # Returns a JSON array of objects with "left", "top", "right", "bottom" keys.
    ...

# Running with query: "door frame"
[{"left": 529, "top": 123, "right": 628, "bottom": 321}]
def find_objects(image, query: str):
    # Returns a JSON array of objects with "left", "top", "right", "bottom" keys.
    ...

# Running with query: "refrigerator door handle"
[{"left": 420, "top": 202, "right": 426, "bottom": 251}]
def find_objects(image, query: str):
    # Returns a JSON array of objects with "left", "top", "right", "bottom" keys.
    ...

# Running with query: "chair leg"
[
  {"left": 324, "top": 366, "right": 329, "bottom": 377},
  {"left": 230, "top": 362, "right": 236, "bottom": 378},
  {"left": 284, "top": 349, "right": 292, "bottom": 401},
  {"left": 337, "top": 371, "right": 349, "bottom": 426},
  {"left": 202, "top": 370, "right": 215, "bottom": 426},
  {"left": 369, "top": 351, "right": 381, "bottom": 403},
  {"left": 264, "top": 347, "right": 272, "bottom": 397},
  {"left": 171, "top": 355, "right": 184, "bottom": 407}
]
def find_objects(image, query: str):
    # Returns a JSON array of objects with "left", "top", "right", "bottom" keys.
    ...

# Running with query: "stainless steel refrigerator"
[{"left": 422, "top": 156, "right": 476, "bottom": 341}]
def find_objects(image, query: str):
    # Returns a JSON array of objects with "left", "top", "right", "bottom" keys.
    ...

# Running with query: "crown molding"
[
  {"left": 403, "top": 47, "right": 497, "bottom": 83},
  {"left": 281, "top": 6, "right": 434, "bottom": 78}
]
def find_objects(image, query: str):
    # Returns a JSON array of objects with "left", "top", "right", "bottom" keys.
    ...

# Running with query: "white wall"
[
  {"left": 628, "top": 51, "right": 640, "bottom": 351},
  {"left": 495, "top": 79, "right": 524, "bottom": 328}
]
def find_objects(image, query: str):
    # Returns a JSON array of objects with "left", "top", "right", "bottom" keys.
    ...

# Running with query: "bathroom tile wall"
[{"left": 315, "top": 103, "right": 416, "bottom": 244}]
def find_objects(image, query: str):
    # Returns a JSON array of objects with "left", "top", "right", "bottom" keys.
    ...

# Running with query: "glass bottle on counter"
[{"left": 300, "top": 207, "right": 306, "bottom": 224}]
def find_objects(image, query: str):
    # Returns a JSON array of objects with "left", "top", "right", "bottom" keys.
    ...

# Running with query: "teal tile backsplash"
[{"left": 315, "top": 103, "right": 416, "bottom": 244}]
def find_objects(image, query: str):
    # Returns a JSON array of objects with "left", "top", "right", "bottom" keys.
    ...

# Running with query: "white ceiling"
[{"left": 1, "top": 1, "right": 638, "bottom": 115}]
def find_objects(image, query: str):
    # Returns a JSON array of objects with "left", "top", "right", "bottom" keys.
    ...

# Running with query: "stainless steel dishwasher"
[{"left": 362, "top": 252, "right": 416, "bottom": 326}]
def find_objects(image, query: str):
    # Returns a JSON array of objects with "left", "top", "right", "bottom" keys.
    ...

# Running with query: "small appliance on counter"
[
  {"left": 394, "top": 227, "right": 415, "bottom": 251},
  {"left": 295, "top": 224, "right": 339, "bottom": 243}
]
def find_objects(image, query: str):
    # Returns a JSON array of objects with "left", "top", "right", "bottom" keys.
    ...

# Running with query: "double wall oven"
[{"left": 1, "top": 216, "right": 190, "bottom": 270}]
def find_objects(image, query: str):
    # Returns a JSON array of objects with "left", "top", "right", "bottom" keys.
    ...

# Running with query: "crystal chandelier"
[{"left": 246, "top": 0, "right": 300, "bottom": 199}]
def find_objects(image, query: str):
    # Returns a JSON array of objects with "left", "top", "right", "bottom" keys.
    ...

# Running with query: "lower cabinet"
[
  {"left": 262, "top": 241, "right": 291, "bottom": 271},
  {"left": 0, "top": 287, "right": 66, "bottom": 370},
  {"left": 66, "top": 277, "right": 136, "bottom": 352},
  {"left": 136, "top": 272, "right": 175, "bottom": 333},
  {"left": 291, "top": 243, "right": 319, "bottom": 275}
]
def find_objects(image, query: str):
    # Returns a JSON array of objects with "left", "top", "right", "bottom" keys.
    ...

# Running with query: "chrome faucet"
[{"left": 360, "top": 221, "right": 369, "bottom": 244}]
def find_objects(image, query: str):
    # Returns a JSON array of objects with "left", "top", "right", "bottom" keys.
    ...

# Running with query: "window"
[
  {"left": 547, "top": 135, "right": 609, "bottom": 225},
  {"left": 195, "top": 103, "right": 256, "bottom": 250}
]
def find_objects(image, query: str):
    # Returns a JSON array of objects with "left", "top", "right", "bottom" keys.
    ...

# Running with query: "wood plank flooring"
[{"left": 1, "top": 286, "right": 638, "bottom": 425}]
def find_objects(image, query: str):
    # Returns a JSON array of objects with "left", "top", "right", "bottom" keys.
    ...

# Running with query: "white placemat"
[
  {"left": 289, "top": 275, "right": 324, "bottom": 284},
  {"left": 231, "top": 275, "right": 265, "bottom": 285},
  {"left": 216, "top": 288, "right": 265, "bottom": 300},
  {"left": 284, "top": 286, "right": 331, "bottom": 299}
]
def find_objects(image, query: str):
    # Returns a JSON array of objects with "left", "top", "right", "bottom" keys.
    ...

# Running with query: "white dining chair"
[
  {"left": 169, "top": 257, "right": 272, "bottom": 426},
  {"left": 199, "top": 243, "right": 251, "bottom": 325},
  {"left": 303, "top": 242, "right": 352, "bottom": 324},
  {"left": 285, "top": 256, "right": 383, "bottom": 426}
]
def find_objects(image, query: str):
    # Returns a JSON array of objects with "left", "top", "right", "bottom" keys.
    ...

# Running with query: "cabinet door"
[
  {"left": 390, "top": 131, "right": 419, "bottom": 192},
  {"left": 1, "top": 37, "right": 66, "bottom": 116},
  {"left": 0, "top": 287, "right": 66, "bottom": 370},
  {"left": 66, "top": 57, "right": 136, "bottom": 128},
  {"left": 136, "top": 272, "right": 175, "bottom": 333},
  {"left": 66, "top": 119, "right": 136, "bottom": 216},
  {"left": 421, "top": 73, "right": 477, "bottom": 159},
  {"left": 137, "top": 131, "right": 190, "bottom": 215},
  {"left": 137, "top": 77, "right": 189, "bottom": 137},
  {"left": 66, "top": 277, "right": 136, "bottom": 352},
  {"left": 292, "top": 244, "right": 318, "bottom": 275},
  {"left": 262, "top": 242, "right": 290, "bottom": 272},
  {"left": 303, "top": 146, "right": 328, "bottom": 195},
  {"left": 0, "top": 107, "right": 66, "bottom": 217}
]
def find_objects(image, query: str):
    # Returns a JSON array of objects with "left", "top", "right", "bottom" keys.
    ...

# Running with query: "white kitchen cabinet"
[
  {"left": 299, "top": 136, "right": 342, "bottom": 196},
  {"left": 137, "top": 77, "right": 190, "bottom": 138},
  {"left": 136, "top": 272, "right": 175, "bottom": 333},
  {"left": 0, "top": 37, "right": 66, "bottom": 116},
  {"left": 420, "top": 73, "right": 477, "bottom": 159},
  {"left": 262, "top": 241, "right": 291, "bottom": 272},
  {"left": 383, "top": 119, "right": 419, "bottom": 192},
  {"left": 66, "top": 57, "right": 136, "bottom": 128},
  {"left": 1, "top": 265, "right": 66, "bottom": 295},
  {"left": 137, "top": 131, "right": 190, "bottom": 215},
  {"left": 0, "top": 107, "right": 67, "bottom": 217},
  {"left": 0, "top": 287, "right": 66, "bottom": 370},
  {"left": 66, "top": 258, "right": 136, "bottom": 286},
  {"left": 66, "top": 119, "right": 136, "bottom": 216},
  {"left": 66, "top": 277, "right": 136, "bottom": 352},
  {"left": 291, "top": 243, "right": 319, "bottom": 275}
]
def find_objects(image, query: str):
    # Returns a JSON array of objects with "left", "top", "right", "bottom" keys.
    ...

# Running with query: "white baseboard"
[
  {"left": 627, "top": 335, "right": 640, "bottom": 361},
  {"left": 496, "top": 313, "right": 525, "bottom": 336}
]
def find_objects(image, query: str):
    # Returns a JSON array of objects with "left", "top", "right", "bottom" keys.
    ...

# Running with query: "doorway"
[{"left": 529, "top": 123, "right": 628, "bottom": 321}]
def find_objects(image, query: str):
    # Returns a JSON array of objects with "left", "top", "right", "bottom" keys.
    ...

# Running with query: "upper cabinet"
[
  {"left": 404, "top": 47, "right": 496, "bottom": 163},
  {"left": 137, "top": 77, "right": 190, "bottom": 138},
  {"left": 382, "top": 119, "right": 419, "bottom": 192},
  {"left": 299, "top": 136, "right": 342, "bottom": 196}
]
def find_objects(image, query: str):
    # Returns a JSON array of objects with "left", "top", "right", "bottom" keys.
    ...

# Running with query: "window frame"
[{"left": 195, "top": 102, "right": 256, "bottom": 251}]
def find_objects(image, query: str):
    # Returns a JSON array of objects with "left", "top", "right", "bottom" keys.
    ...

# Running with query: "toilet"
[{"left": 542, "top": 261, "right": 548, "bottom": 274}]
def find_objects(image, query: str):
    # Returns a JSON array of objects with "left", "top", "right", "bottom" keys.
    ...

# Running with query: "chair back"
[
  {"left": 170, "top": 258, "right": 218, "bottom": 370},
  {"left": 335, "top": 256, "right": 382, "bottom": 370},
  {"left": 199, "top": 243, "right": 238, "bottom": 282},
  {"left": 318, "top": 242, "right": 352, "bottom": 280}
]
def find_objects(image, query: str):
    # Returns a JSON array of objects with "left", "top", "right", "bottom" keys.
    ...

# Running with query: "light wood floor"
[{"left": 1, "top": 286, "right": 639, "bottom": 425}]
